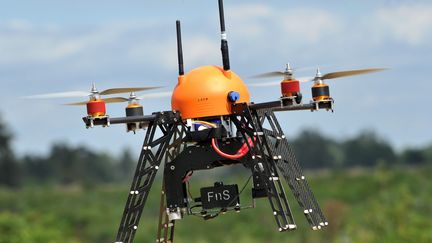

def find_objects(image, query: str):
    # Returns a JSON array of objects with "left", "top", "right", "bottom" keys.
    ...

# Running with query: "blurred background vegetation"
[{"left": 0, "top": 112, "right": 431, "bottom": 242}]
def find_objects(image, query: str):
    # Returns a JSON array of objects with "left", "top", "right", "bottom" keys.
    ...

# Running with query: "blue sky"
[{"left": 0, "top": 0, "right": 431, "bottom": 155}]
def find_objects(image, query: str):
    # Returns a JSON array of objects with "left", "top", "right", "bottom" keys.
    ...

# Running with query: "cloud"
[
  {"left": 0, "top": 26, "right": 93, "bottom": 64},
  {"left": 227, "top": 3, "right": 272, "bottom": 37},
  {"left": 226, "top": 4, "right": 342, "bottom": 43},
  {"left": 0, "top": 18, "right": 221, "bottom": 76},
  {"left": 127, "top": 34, "right": 219, "bottom": 72},
  {"left": 373, "top": 4, "right": 432, "bottom": 45},
  {"left": 226, "top": 3, "right": 432, "bottom": 50},
  {"left": 279, "top": 9, "right": 343, "bottom": 44},
  {"left": 229, "top": 3, "right": 271, "bottom": 19},
  {"left": 182, "top": 36, "right": 220, "bottom": 68},
  {"left": 3, "top": 19, "right": 34, "bottom": 31},
  {"left": 3, "top": 4, "right": 418, "bottom": 73},
  {"left": 0, "top": 20, "right": 158, "bottom": 65},
  {"left": 1, "top": 4, "right": 430, "bottom": 72}
]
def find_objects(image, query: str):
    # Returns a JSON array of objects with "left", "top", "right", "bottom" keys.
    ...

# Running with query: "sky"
[{"left": 0, "top": 0, "right": 431, "bottom": 156}]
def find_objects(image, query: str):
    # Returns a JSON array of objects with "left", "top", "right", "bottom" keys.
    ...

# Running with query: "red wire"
[
  {"left": 182, "top": 171, "right": 193, "bottom": 183},
  {"left": 211, "top": 137, "right": 254, "bottom": 159}
]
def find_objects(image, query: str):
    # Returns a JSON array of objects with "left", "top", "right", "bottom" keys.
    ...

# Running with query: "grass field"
[{"left": 0, "top": 166, "right": 431, "bottom": 243}]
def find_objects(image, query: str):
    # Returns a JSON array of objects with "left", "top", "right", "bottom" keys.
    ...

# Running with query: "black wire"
[{"left": 224, "top": 174, "right": 253, "bottom": 210}]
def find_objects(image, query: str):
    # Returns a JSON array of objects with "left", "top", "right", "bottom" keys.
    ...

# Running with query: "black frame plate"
[{"left": 200, "top": 184, "right": 239, "bottom": 210}]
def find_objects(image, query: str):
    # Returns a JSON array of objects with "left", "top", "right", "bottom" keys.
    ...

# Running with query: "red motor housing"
[
  {"left": 281, "top": 80, "right": 300, "bottom": 97},
  {"left": 86, "top": 100, "right": 106, "bottom": 117}
]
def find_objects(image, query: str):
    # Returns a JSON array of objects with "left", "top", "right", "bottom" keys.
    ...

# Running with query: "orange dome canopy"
[{"left": 171, "top": 65, "right": 250, "bottom": 119}]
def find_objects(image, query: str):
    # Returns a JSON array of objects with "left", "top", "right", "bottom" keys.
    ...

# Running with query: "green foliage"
[
  {"left": 1, "top": 112, "right": 432, "bottom": 242},
  {"left": 0, "top": 168, "right": 431, "bottom": 242}
]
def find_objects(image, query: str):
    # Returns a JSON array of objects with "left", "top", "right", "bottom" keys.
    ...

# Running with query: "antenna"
[
  {"left": 218, "top": 0, "right": 230, "bottom": 71},
  {"left": 176, "top": 20, "right": 184, "bottom": 76}
]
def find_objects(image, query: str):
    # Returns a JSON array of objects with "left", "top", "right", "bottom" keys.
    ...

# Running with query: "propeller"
[
  {"left": 23, "top": 83, "right": 162, "bottom": 99},
  {"left": 249, "top": 67, "right": 386, "bottom": 87},
  {"left": 63, "top": 91, "right": 173, "bottom": 106},
  {"left": 304, "top": 68, "right": 387, "bottom": 83},
  {"left": 249, "top": 63, "right": 329, "bottom": 80},
  {"left": 64, "top": 97, "right": 129, "bottom": 106},
  {"left": 101, "top": 91, "right": 173, "bottom": 103},
  {"left": 249, "top": 63, "right": 319, "bottom": 87},
  {"left": 249, "top": 77, "right": 314, "bottom": 87},
  {"left": 250, "top": 63, "right": 294, "bottom": 79}
]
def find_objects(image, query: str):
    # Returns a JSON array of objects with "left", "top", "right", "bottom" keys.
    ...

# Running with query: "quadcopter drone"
[{"left": 30, "top": 1, "right": 384, "bottom": 242}]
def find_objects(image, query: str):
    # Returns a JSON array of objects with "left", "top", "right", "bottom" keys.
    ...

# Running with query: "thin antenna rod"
[
  {"left": 176, "top": 20, "right": 184, "bottom": 76},
  {"left": 218, "top": 0, "right": 230, "bottom": 71}
]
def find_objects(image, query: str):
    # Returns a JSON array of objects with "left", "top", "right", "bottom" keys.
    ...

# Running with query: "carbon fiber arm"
[
  {"left": 115, "top": 112, "right": 187, "bottom": 243},
  {"left": 256, "top": 109, "right": 328, "bottom": 230}
]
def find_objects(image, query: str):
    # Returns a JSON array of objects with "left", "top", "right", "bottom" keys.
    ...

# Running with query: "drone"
[{"left": 29, "top": 1, "right": 385, "bottom": 242}]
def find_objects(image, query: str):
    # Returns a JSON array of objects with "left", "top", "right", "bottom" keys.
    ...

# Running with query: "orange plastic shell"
[{"left": 171, "top": 65, "right": 250, "bottom": 119}]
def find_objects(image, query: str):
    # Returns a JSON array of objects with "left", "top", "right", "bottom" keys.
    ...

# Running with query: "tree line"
[
  {"left": 291, "top": 129, "right": 431, "bottom": 169},
  {"left": 0, "top": 114, "right": 431, "bottom": 187},
  {"left": 0, "top": 114, "right": 135, "bottom": 187}
]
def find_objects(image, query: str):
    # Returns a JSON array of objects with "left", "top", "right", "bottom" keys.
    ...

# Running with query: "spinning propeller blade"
[
  {"left": 104, "top": 97, "right": 130, "bottom": 103},
  {"left": 64, "top": 101, "right": 89, "bottom": 106},
  {"left": 250, "top": 71, "right": 285, "bottom": 79},
  {"left": 24, "top": 85, "right": 163, "bottom": 99},
  {"left": 320, "top": 68, "right": 387, "bottom": 80},
  {"left": 64, "top": 97, "right": 129, "bottom": 106},
  {"left": 249, "top": 76, "right": 314, "bottom": 87},
  {"left": 23, "top": 91, "right": 90, "bottom": 99},
  {"left": 106, "top": 91, "right": 173, "bottom": 102},
  {"left": 140, "top": 91, "right": 173, "bottom": 99},
  {"left": 249, "top": 63, "right": 319, "bottom": 87},
  {"left": 99, "top": 87, "right": 161, "bottom": 95},
  {"left": 249, "top": 67, "right": 385, "bottom": 87},
  {"left": 298, "top": 68, "right": 387, "bottom": 82},
  {"left": 249, "top": 64, "right": 328, "bottom": 80},
  {"left": 249, "top": 81, "right": 281, "bottom": 87}
]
